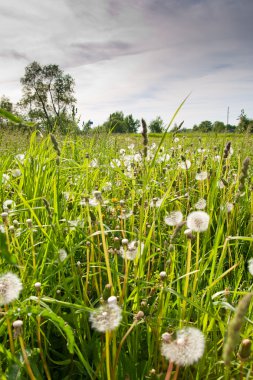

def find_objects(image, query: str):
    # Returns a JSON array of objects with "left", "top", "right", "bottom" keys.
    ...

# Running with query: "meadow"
[{"left": 0, "top": 127, "right": 253, "bottom": 380}]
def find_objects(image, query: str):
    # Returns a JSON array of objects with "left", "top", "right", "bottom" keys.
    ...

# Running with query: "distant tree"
[
  {"left": 125, "top": 114, "right": 140, "bottom": 133},
  {"left": 82, "top": 120, "right": 93, "bottom": 133},
  {"left": 193, "top": 120, "right": 212, "bottom": 133},
  {"left": 236, "top": 109, "right": 253, "bottom": 133},
  {"left": 0, "top": 96, "right": 14, "bottom": 126},
  {"left": 19, "top": 61, "right": 77, "bottom": 133},
  {"left": 148, "top": 116, "right": 164, "bottom": 133},
  {"left": 226, "top": 124, "right": 236, "bottom": 133},
  {"left": 103, "top": 111, "right": 140, "bottom": 133},
  {"left": 213, "top": 121, "right": 226, "bottom": 133}
]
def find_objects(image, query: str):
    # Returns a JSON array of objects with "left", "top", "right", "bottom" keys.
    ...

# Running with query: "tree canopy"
[{"left": 19, "top": 61, "right": 77, "bottom": 133}]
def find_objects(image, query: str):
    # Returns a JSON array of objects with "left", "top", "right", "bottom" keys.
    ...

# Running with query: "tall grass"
[{"left": 0, "top": 127, "right": 253, "bottom": 379}]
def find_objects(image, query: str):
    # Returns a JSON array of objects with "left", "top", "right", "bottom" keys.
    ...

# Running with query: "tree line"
[{"left": 1, "top": 61, "right": 253, "bottom": 134}]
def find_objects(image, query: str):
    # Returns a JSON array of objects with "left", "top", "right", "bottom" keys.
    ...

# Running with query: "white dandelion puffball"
[
  {"left": 58, "top": 249, "right": 68, "bottom": 262},
  {"left": 248, "top": 259, "right": 253, "bottom": 276},
  {"left": 165, "top": 211, "right": 183, "bottom": 226},
  {"left": 195, "top": 172, "right": 208, "bottom": 181},
  {"left": 89, "top": 299, "right": 122, "bottom": 332},
  {"left": 195, "top": 198, "right": 206, "bottom": 210},
  {"left": 161, "top": 327, "right": 205, "bottom": 366},
  {"left": 179, "top": 160, "right": 191, "bottom": 170},
  {"left": 187, "top": 211, "right": 210, "bottom": 232},
  {"left": 119, "top": 240, "right": 144, "bottom": 260},
  {"left": 0, "top": 272, "right": 23, "bottom": 305}
]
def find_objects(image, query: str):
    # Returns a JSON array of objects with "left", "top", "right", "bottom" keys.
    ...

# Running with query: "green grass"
[{"left": 0, "top": 128, "right": 253, "bottom": 379}]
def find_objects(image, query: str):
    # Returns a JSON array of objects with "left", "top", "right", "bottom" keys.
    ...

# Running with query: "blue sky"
[{"left": 0, "top": 0, "right": 253, "bottom": 128}]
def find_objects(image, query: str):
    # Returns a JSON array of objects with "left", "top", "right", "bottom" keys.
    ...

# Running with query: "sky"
[{"left": 0, "top": 0, "right": 253, "bottom": 129}]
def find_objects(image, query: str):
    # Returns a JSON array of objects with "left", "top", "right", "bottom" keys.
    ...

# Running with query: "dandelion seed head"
[
  {"left": 119, "top": 240, "right": 144, "bottom": 260},
  {"left": 195, "top": 198, "right": 206, "bottom": 210},
  {"left": 161, "top": 327, "right": 205, "bottom": 366},
  {"left": 89, "top": 299, "right": 122, "bottom": 332},
  {"left": 165, "top": 211, "right": 183, "bottom": 226},
  {"left": 225, "top": 202, "right": 234, "bottom": 213},
  {"left": 0, "top": 272, "right": 23, "bottom": 305},
  {"left": 186, "top": 211, "right": 210, "bottom": 232},
  {"left": 195, "top": 172, "right": 208, "bottom": 181},
  {"left": 58, "top": 249, "right": 67, "bottom": 262},
  {"left": 248, "top": 259, "right": 253, "bottom": 276},
  {"left": 179, "top": 160, "right": 191, "bottom": 170}
]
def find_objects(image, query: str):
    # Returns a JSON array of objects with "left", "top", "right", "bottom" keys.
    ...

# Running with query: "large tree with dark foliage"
[{"left": 20, "top": 61, "right": 77, "bottom": 133}]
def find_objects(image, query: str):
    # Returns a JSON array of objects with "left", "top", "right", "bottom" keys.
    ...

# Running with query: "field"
[{"left": 0, "top": 129, "right": 253, "bottom": 380}]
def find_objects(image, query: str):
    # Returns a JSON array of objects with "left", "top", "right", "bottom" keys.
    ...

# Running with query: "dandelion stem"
[
  {"left": 19, "top": 336, "right": 36, "bottom": 380},
  {"left": 97, "top": 204, "right": 113, "bottom": 291},
  {"left": 165, "top": 360, "right": 174, "bottom": 380},
  {"left": 182, "top": 239, "right": 192, "bottom": 323},
  {"left": 113, "top": 320, "right": 138, "bottom": 375},
  {"left": 105, "top": 331, "right": 111, "bottom": 380},
  {"left": 193, "top": 232, "right": 200, "bottom": 292},
  {"left": 172, "top": 365, "right": 180, "bottom": 380},
  {"left": 4, "top": 305, "right": 14, "bottom": 354}
]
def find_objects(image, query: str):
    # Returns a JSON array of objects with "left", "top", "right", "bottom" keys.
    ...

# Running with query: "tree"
[
  {"left": 20, "top": 61, "right": 77, "bottom": 132},
  {"left": 236, "top": 109, "right": 253, "bottom": 133},
  {"left": 148, "top": 116, "right": 164, "bottom": 133},
  {"left": 213, "top": 121, "right": 226, "bottom": 133},
  {"left": 0, "top": 96, "right": 13, "bottom": 126},
  {"left": 193, "top": 120, "right": 212, "bottom": 133},
  {"left": 103, "top": 111, "right": 140, "bottom": 133}
]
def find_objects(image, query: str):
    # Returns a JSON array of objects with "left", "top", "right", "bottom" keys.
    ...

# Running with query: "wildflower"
[
  {"left": 13, "top": 320, "right": 23, "bottom": 338},
  {"left": 110, "top": 159, "right": 121, "bottom": 168},
  {"left": 118, "top": 210, "right": 133, "bottom": 220},
  {"left": 150, "top": 197, "right": 163, "bottom": 208},
  {"left": 186, "top": 211, "right": 210, "bottom": 232},
  {"left": 3, "top": 200, "right": 16, "bottom": 212},
  {"left": 0, "top": 272, "right": 23, "bottom": 305},
  {"left": 225, "top": 202, "right": 234, "bottom": 213},
  {"left": 161, "top": 327, "right": 205, "bottom": 366},
  {"left": 15, "top": 154, "right": 25, "bottom": 163},
  {"left": 1, "top": 173, "right": 10, "bottom": 184},
  {"left": 12, "top": 169, "right": 22, "bottom": 178},
  {"left": 217, "top": 179, "right": 226, "bottom": 189},
  {"left": 248, "top": 259, "right": 253, "bottom": 276},
  {"left": 58, "top": 249, "right": 67, "bottom": 262},
  {"left": 178, "top": 160, "right": 191, "bottom": 170},
  {"left": 195, "top": 171, "right": 208, "bottom": 181},
  {"left": 195, "top": 198, "right": 206, "bottom": 210},
  {"left": 89, "top": 159, "right": 98, "bottom": 167},
  {"left": 119, "top": 240, "right": 144, "bottom": 260},
  {"left": 165, "top": 211, "right": 183, "bottom": 226},
  {"left": 89, "top": 296, "right": 122, "bottom": 332}
]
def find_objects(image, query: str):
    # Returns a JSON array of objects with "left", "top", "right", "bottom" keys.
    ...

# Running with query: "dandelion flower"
[
  {"left": 195, "top": 172, "right": 208, "bottom": 181},
  {"left": 195, "top": 198, "right": 206, "bottom": 210},
  {"left": 165, "top": 211, "right": 183, "bottom": 226},
  {"left": 186, "top": 211, "right": 209, "bottom": 232},
  {"left": 161, "top": 327, "right": 205, "bottom": 366},
  {"left": 248, "top": 259, "right": 253, "bottom": 276},
  {"left": 89, "top": 297, "right": 122, "bottom": 332},
  {"left": 179, "top": 160, "right": 191, "bottom": 170},
  {"left": 0, "top": 272, "right": 23, "bottom": 305},
  {"left": 225, "top": 202, "right": 234, "bottom": 213},
  {"left": 58, "top": 249, "right": 67, "bottom": 262},
  {"left": 119, "top": 240, "right": 144, "bottom": 260}
]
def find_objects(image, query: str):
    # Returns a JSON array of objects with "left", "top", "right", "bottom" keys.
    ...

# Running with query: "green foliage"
[
  {"left": 19, "top": 61, "right": 77, "bottom": 133},
  {"left": 148, "top": 116, "right": 164, "bottom": 133},
  {"left": 102, "top": 111, "right": 140, "bottom": 133},
  {"left": 236, "top": 109, "right": 253, "bottom": 133}
]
